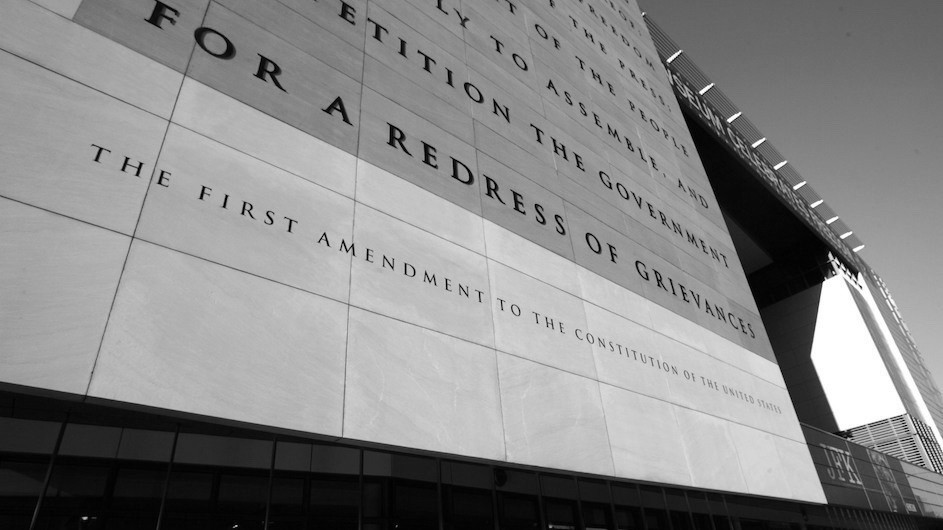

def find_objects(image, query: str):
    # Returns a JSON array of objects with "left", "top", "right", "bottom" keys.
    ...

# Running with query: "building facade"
[{"left": 1, "top": 0, "right": 942, "bottom": 528}]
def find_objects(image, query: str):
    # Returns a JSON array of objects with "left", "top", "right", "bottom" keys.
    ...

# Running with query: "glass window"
[
  {"left": 495, "top": 469, "right": 539, "bottom": 495},
  {"left": 313, "top": 444, "right": 359, "bottom": 475},
  {"left": 496, "top": 469, "right": 540, "bottom": 530},
  {"left": 761, "top": 499, "right": 802, "bottom": 528},
  {"left": 707, "top": 493, "right": 730, "bottom": 530},
  {"left": 0, "top": 459, "right": 47, "bottom": 528},
  {"left": 218, "top": 472, "right": 268, "bottom": 510},
  {"left": 497, "top": 492, "right": 540, "bottom": 530},
  {"left": 844, "top": 510, "right": 861, "bottom": 530},
  {"left": 443, "top": 485, "right": 494, "bottom": 530},
  {"left": 639, "top": 486, "right": 669, "bottom": 530},
  {"left": 116, "top": 428, "right": 175, "bottom": 462},
  {"left": 217, "top": 472, "right": 269, "bottom": 530},
  {"left": 364, "top": 451, "right": 391, "bottom": 477},
  {"left": 686, "top": 491, "right": 713, "bottom": 530},
  {"left": 34, "top": 462, "right": 111, "bottom": 530},
  {"left": 312, "top": 475, "right": 359, "bottom": 530},
  {"left": 689, "top": 512, "right": 714, "bottom": 530},
  {"left": 713, "top": 514, "right": 732, "bottom": 530},
  {"left": 392, "top": 480, "right": 438, "bottom": 530},
  {"left": 161, "top": 469, "right": 215, "bottom": 530},
  {"left": 442, "top": 460, "right": 492, "bottom": 490},
  {"left": 542, "top": 475, "right": 578, "bottom": 530},
  {"left": 578, "top": 479, "right": 610, "bottom": 503},
  {"left": 363, "top": 451, "right": 439, "bottom": 530},
  {"left": 0, "top": 418, "right": 61, "bottom": 454},
  {"left": 878, "top": 512, "right": 895, "bottom": 530},
  {"left": 541, "top": 475, "right": 577, "bottom": 499},
  {"left": 391, "top": 454, "right": 438, "bottom": 482},
  {"left": 274, "top": 441, "right": 311, "bottom": 472},
  {"left": 737, "top": 519, "right": 771, "bottom": 530},
  {"left": 726, "top": 496, "right": 783, "bottom": 529},
  {"left": 665, "top": 488, "right": 693, "bottom": 530},
  {"left": 802, "top": 504, "right": 832, "bottom": 529},
  {"left": 173, "top": 433, "right": 272, "bottom": 469},
  {"left": 166, "top": 470, "right": 214, "bottom": 502},
  {"left": 0, "top": 459, "right": 47, "bottom": 499},
  {"left": 442, "top": 461, "right": 494, "bottom": 530},
  {"left": 612, "top": 484, "right": 642, "bottom": 530},
  {"left": 545, "top": 497, "right": 578, "bottom": 530},
  {"left": 107, "top": 463, "right": 165, "bottom": 529},
  {"left": 579, "top": 479, "right": 613, "bottom": 530},
  {"left": 670, "top": 508, "right": 694, "bottom": 530},
  {"left": 59, "top": 424, "right": 121, "bottom": 458},
  {"left": 581, "top": 501, "right": 612, "bottom": 530},
  {"left": 268, "top": 475, "right": 306, "bottom": 530},
  {"left": 44, "top": 462, "right": 109, "bottom": 498},
  {"left": 614, "top": 507, "right": 643, "bottom": 530}
]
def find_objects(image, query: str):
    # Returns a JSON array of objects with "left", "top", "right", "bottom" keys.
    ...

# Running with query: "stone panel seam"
[
  {"left": 168, "top": 113, "right": 355, "bottom": 199},
  {"left": 339, "top": 11, "right": 371, "bottom": 439},
  {"left": 0, "top": 48, "right": 171, "bottom": 122},
  {"left": 83, "top": 2, "right": 213, "bottom": 396}
]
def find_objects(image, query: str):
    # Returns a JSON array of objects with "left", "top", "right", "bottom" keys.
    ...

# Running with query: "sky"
[{"left": 638, "top": 1, "right": 943, "bottom": 388}]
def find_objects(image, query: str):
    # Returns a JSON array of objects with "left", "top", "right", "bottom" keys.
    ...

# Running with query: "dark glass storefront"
[{"left": 0, "top": 391, "right": 934, "bottom": 530}]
